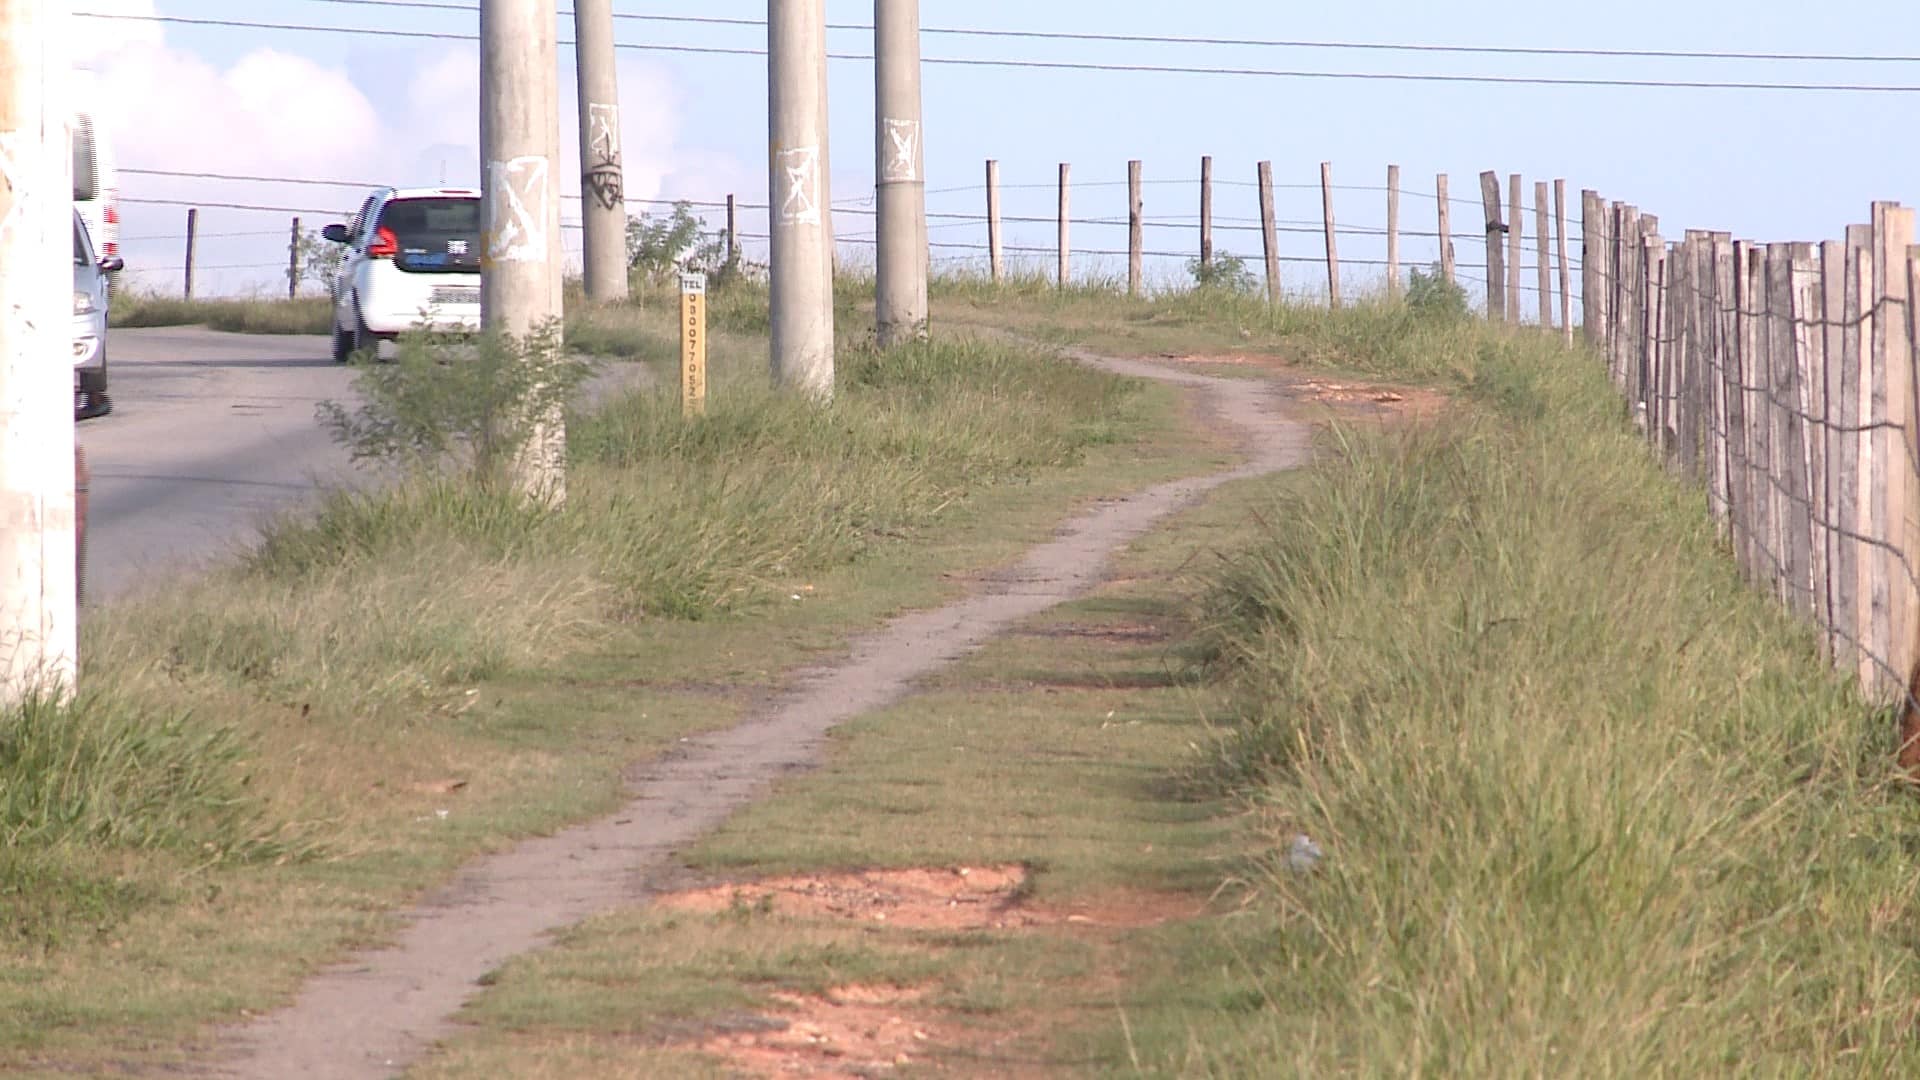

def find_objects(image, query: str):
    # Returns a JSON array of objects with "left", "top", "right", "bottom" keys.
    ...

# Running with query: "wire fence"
[
  {"left": 120, "top": 158, "right": 1585, "bottom": 318},
  {"left": 1582, "top": 191, "right": 1920, "bottom": 746}
]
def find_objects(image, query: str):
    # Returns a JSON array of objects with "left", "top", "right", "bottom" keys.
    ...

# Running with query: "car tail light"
[
  {"left": 103, "top": 202, "right": 118, "bottom": 257},
  {"left": 369, "top": 225, "right": 398, "bottom": 258}
]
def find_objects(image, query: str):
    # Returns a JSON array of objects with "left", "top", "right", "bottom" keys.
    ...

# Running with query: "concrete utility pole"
[
  {"left": 572, "top": 0, "right": 628, "bottom": 302},
  {"left": 768, "top": 0, "right": 835, "bottom": 398},
  {"left": 480, "top": 0, "right": 567, "bottom": 498},
  {"left": 873, "top": 0, "right": 927, "bottom": 347},
  {"left": 0, "top": 0, "right": 79, "bottom": 697}
]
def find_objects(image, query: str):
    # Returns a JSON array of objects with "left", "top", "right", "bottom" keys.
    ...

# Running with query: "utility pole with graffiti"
[
  {"left": 874, "top": 0, "right": 928, "bottom": 347},
  {"left": 480, "top": 0, "right": 567, "bottom": 497},
  {"left": 572, "top": 0, "right": 628, "bottom": 302},
  {"left": 767, "top": 0, "right": 835, "bottom": 398}
]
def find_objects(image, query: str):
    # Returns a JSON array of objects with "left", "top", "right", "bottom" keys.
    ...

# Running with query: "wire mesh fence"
[{"left": 1582, "top": 190, "right": 1920, "bottom": 748}]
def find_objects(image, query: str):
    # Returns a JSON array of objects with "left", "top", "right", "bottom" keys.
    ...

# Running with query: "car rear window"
[{"left": 378, "top": 197, "right": 480, "bottom": 273}]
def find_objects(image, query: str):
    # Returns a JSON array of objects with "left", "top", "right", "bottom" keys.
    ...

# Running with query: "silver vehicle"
[{"left": 73, "top": 209, "right": 121, "bottom": 419}]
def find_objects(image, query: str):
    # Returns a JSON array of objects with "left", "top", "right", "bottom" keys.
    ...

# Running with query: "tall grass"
[
  {"left": 1188, "top": 326, "right": 1920, "bottom": 1073},
  {"left": 0, "top": 691, "right": 287, "bottom": 945},
  {"left": 109, "top": 290, "right": 333, "bottom": 335},
  {"left": 240, "top": 337, "right": 1137, "bottom": 625},
  {"left": 25, "top": 332, "right": 1135, "bottom": 924}
]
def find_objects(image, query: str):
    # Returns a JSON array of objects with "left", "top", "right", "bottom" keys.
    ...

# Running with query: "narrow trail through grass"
[{"left": 207, "top": 346, "right": 1310, "bottom": 1079}]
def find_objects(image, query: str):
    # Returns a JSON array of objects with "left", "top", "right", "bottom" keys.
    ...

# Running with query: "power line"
[
  {"left": 295, "top": 0, "right": 1920, "bottom": 65},
  {"left": 72, "top": 12, "right": 1920, "bottom": 92}
]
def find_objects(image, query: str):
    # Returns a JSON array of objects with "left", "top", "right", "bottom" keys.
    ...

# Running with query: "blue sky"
[{"left": 78, "top": 0, "right": 1920, "bottom": 308}]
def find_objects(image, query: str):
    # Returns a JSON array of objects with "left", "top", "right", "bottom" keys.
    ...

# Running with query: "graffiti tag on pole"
[
  {"left": 488, "top": 155, "right": 549, "bottom": 263},
  {"left": 776, "top": 146, "right": 820, "bottom": 226}
]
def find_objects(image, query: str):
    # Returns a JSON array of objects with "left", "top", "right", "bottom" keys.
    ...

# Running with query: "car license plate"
[{"left": 432, "top": 286, "right": 479, "bottom": 304}]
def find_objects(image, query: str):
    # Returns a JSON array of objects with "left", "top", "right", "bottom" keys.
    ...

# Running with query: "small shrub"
[
  {"left": 288, "top": 227, "right": 345, "bottom": 297},
  {"left": 316, "top": 321, "right": 598, "bottom": 490},
  {"left": 626, "top": 201, "right": 739, "bottom": 289},
  {"left": 1187, "top": 251, "right": 1259, "bottom": 294},
  {"left": 1407, "top": 261, "right": 1471, "bottom": 321}
]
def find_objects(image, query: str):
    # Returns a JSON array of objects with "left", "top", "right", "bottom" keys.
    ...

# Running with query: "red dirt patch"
[
  {"left": 654, "top": 865, "right": 1200, "bottom": 932},
  {"left": 662, "top": 869, "right": 1204, "bottom": 1077},
  {"left": 699, "top": 984, "right": 937, "bottom": 1079}
]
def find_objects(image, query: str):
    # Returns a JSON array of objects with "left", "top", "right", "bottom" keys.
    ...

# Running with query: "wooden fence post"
[
  {"left": 1645, "top": 232, "right": 1667, "bottom": 451},
  {"left": 984, "top": 161, "right": 1002, "bottom": 283},
  {"left": 1386, "top": 164, "right": 1400, "bottom": 296},
  {"left": 1791, "top": 242, "right": 1830, "bottom": 637},
  {"left": 1437, "top": 173, "right": 1456, "bottom": 287},
  {"left": 1507, "top": 173, "right": 1524, "bottom": 324},
  {"left": 1730, "top": 238, "right": 1757, "bottom": 578},
  {"left": 1056, "top": 162, "right": 1070, "bottom": 289},
  {"left": 1822, "top": 238, "right": 1852, "bottom": 665},
  {"left": 1847, "top": 224, "right": 1879, "bottom": 692},
  {"left": 1765, "top": 244, "right": 1788, "bottom": 600},
  {"left": 1580, "top": 191, "right": 1605, "bottom": 349},
  {"left": 1771, "top": 244, "right": 1812, "bottom": 619},
  {"left": 726, "top": 193, "right": 737, "bottom": 267},
  {"left": 1751, "top": 245, "right": 1774, "bottom": 588},
  {"left": 1683, "top": 233, "right": 1705, "bottom": 475},
  {"left": 1320, "top": 162, "right": 1340, "bottom": 307},
  {"left": 1127, "top": 159, "right": 1143, "bottom": 298},
  {"left": 1555, "top": 180, "right": 1572, "bottom": 343},
  {"left": 1874, "top": 202, "right": 1918, "bottom": 711},
  {"left": 1480, "top": 171, "right": 1504, "bottom": 321},
  {"left": 183, "top": 207, "right": 198, "bottom": 300},
  {"left": 1614, "top": 205, "right": 1636, "bottom": 394},
  {"left": 1199, "top": 154, "right": 1213, "bottom": 269},
  {"left": 1535, "top": 180, "right": 1552, "bottom": 328},
  {"left": 1610, "top": 204, "right": 1630, "bottom": 388},
  {"left": 1713, "top": 233, "right": 1739, "bottom": 548},
  {"left": 1906, "top": 238, "right": 1920, "bottom": 761},
  {"left": 1638, "top": 214, "right": 1661, "bottom": 422},
  {"left": 1673, "top": 234, "right": 1698, "bottom": 474},
  {"left": 1257, "top": 161, "right": 1279, "bottom": 304}
]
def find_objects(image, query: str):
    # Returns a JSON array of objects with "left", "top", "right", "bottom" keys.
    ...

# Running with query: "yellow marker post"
[{"left": 679, "top": 270, "right": 707, "bottom": 417}]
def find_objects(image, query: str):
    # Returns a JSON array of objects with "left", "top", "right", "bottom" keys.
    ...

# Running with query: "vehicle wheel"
[{"left": 352, "top": 307, "right": 378, "bottom": 361}]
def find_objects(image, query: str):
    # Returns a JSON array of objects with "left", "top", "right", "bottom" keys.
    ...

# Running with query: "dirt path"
[{"left": 208, "top": 349, "right": 1314, "bottom": 1079}]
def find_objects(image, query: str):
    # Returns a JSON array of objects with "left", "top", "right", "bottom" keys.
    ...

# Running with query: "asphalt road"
[
  {"left": 82, "top": 326, "right": 653, "bottom": 603},
  {"left": 82, "top": 327, "right": 357, "bottom": 602}
]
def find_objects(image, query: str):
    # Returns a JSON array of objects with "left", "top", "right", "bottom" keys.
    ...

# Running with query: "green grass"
[
  {"left": 934, "top": 268, "right": 1483, "bottom": 381},
  {"left": 108, "top": 290, "right": 333, "bottom": 334},
  {"left": 46, "top": 266, "right": 1907, "bottom": 1075},
  {"left": 3, "top": 288, "right": 1202, "bottom": 1071},
  {"left": 408, "top": 283, "right": 1920, "bottom": 1078},
  {"left": 1172, "top": 322, "right": 1920, "bottom": 1074},
  {"left": 403, "top": 485, "right": 1270, "bottom": 1076}
]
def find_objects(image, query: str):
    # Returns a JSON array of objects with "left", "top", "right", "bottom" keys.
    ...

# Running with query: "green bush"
[
  {"left": 1187, "top": 250, "right": 1259, "bottom": 294},
  {"left": 1406, "top": 261, "right": 1471, "bottom": 321},
  {"left": 317, "top": 321, "right": 598, "bottom": 490}
]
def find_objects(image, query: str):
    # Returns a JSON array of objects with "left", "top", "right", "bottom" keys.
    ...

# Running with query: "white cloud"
[
  {"left": 79, "top": 17, "right": 750, "bottom": 290},
  {"left": 72, "top": 0, "right": 163, "bottom": 69}
]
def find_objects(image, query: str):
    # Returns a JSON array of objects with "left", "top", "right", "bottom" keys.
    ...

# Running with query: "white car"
[
  {"left": 73, "top": 208, "right": 120, "bottom": 418},
  {"left": 323, "top": 187, "right": 482, "bottom": 362}
]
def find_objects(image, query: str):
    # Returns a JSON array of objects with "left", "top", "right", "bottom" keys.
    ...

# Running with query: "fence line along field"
[
  {"left": 121, "top": 158, "right": 1584, "bottom": 318},
  {"left": 1582, "top": 190, "right": 1920, "bottom": 762}
]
